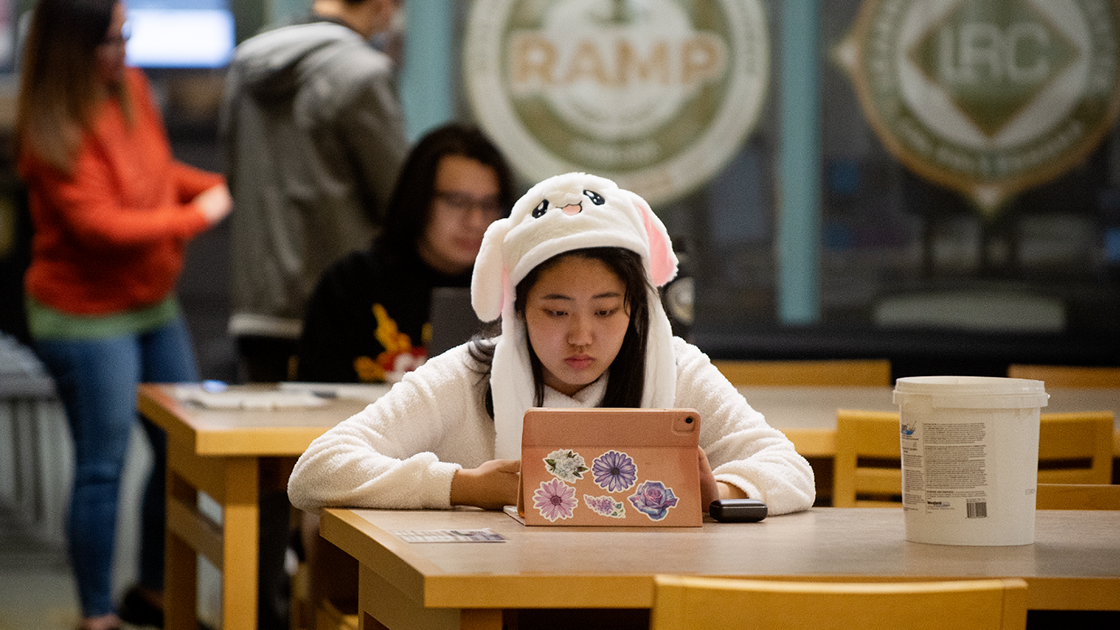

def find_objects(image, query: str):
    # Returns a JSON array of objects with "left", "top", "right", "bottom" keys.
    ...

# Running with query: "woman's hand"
[
  {"left": 698, "top": 446, "right": 746, "bottom": 512},
  {"left": 193, "top": 183, "right": 233, "bottom": 225},
  {"left": 450, "top": 459, "right": 521, "bottom": 510}
]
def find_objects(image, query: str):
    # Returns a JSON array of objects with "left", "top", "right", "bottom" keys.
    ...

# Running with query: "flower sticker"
[
  {"left": 584, "top": 494, "right": 626, "bottom": 519},
  {"left": 628, "top": 480, "right": 679, "bottom": 521},
  {"left": 592, "top": 450, "right": 637, "bottom": 492},
  {"left": 533, "top": 478, "right": 577, "bottom": 522},
  {"left": 544, "top": 449, "right": 589, "bottom": 483}
]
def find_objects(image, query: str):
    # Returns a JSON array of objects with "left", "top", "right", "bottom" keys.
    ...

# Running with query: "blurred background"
[{"left": 1, "top": 0, "right": 1117, "bottom": 383}]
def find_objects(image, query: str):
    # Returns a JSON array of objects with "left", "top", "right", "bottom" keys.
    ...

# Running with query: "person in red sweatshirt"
[{"left": 14, "top": 2, "right": 232, "bottom": 629}]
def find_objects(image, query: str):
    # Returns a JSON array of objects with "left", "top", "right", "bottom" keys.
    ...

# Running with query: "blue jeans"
[{"left": 35, "top": 316, "right": 198, "bottom": 618}]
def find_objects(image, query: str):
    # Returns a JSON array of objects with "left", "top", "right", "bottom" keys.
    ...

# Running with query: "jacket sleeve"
[
  {"left": 335, "top": 66, "right": 409, "bottom": 224},
  {"left": 24, "top": 149, "right": 210, "bottom": 252},
  {"left": 288, "top": 348, "right": 493, "bottom": 511},
  {"left": 672, "top": 339, "right": 816, "bottom": 515},
  {"left": 133, "top": 67, "right": 224, "bottom": 212},
  {"left": 171, "top": 160, "right": 225, "bottom": 203}
]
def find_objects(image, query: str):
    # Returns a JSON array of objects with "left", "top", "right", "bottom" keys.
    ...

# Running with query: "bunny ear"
[
  {"left": 626, "top": 191, "right": 678, "bottom": 287},
  {"left": 471, "top": 217, "right": 514, "bottom": 321}
]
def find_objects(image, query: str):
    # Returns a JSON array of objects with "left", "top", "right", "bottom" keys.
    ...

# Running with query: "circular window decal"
[
  {"left": 464, "top": 0, "right": 770, "bottom": 205},
  {"left": 836, "top": 0, "right": 1120, "bottom": 215}
]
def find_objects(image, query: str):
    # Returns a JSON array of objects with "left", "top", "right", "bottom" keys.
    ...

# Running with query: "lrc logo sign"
[
  {"left": 837, "top": 0, "right": 1120, "bottom": 215},
  {"left": 464, "top": 0, "right": 769, "bottom": 206}
]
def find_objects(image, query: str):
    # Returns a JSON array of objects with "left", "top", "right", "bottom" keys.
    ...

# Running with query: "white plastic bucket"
[{"left": 893, "top": 376, "right": 1049, "bottom": 546}]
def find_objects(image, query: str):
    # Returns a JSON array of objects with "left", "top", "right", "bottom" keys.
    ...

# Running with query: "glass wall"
[
  {"left": 451, "top": 0, "right": 1120, "bottom": 374},
  {"left": 812, "top": 0, "right": 1119, "bottom": 333},
  {"left": 4, "top": 0, "right": 1115, "bottom": 376}
]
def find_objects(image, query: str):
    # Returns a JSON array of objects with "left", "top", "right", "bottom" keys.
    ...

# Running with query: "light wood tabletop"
[
  {"left": 137, "top": 382, "right": 385, "bottom": 456},
  {"left": 137, "top": 381, "right": 1119, "bottom": 630},
  {"left": 321, "top": 506, "right": 1120, "bottom": 630}
]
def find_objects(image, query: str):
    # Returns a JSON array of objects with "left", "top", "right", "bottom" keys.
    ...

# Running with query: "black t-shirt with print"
[{"left": 295, "top": 242, "right": 472, "bottom": 383}]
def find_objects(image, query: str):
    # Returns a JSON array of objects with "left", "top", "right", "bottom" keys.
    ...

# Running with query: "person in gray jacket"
[
  {"left": 221, "top": 0, "right": 408, "bottom": 384},
  {"left": 220, "top": 2, "right": 406, "bottom": 627}
]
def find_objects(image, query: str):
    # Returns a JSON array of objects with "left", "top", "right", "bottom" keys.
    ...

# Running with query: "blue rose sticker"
[{"left": 628, "top": 480, "right": 679, "bottom": 521}]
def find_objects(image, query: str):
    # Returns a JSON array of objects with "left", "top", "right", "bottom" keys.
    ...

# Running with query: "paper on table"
[
  {"left": 278, "top": 382, "right": 393, "bottom": 402},
  {"left": 175, "top": 388, "right": 328, "bottom": 410}
]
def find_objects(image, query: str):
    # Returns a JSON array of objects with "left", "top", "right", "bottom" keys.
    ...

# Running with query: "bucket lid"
[{"left": 894, "top": 376, "right": 1049, "bottom": 409}]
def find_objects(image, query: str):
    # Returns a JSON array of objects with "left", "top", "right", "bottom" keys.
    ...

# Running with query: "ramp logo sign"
[
  {"left": 837, "top": 0, "right": 1120, "bottom": 216},
  {"left": 464, "top": 0, "right": 769, "bottom": 205}
]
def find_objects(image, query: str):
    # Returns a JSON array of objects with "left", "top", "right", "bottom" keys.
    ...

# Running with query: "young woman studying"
[
  {"left": 295, "top": 123, "right": 515, "bottom": 383},
  {"left": 288, "top": 172, "right": 814, "bottom": 516},
  {"left": 290, "top": 123, "right": 514, "bottom": 616},
  {"left": 15, "top": 2, "right": 233, "bottom": 629}
]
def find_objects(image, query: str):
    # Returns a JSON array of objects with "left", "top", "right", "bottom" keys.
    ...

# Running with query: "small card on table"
[{"left": 392, "top": 529, "right": 506, "bottom": 543}]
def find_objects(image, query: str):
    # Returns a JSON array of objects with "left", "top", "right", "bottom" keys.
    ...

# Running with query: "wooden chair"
[
  {"left": 288, "top": 511, "right": 362, "bottom": 630},
  {"left": 832, "top": 410, "right": 903, "bottom": 507},
  {"left": 1007, "top": 364, "right": 1120, "bottom": 388},
  {"left": 289, "top": 559, "right": 359, "bottom": 630},
  {"left": 711, "top": 359, "right": 891, "bottom": 386},
  {"left": 650, "top": 575, "right": 1029, "bottom": 630},
  {"left": 315, "top": 598, "right": 358, "bottom": 630},
  {"left": 1035, "top": 483, "right": 1120, "bottom": 510},
  {"left": 832, "top": 410, "right": 1114, "bottom": 507},
  {"left": 1037, "top": 411, "right": 1113, "bottom": 484}
]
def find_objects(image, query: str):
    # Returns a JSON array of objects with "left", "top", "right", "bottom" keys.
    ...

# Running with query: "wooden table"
[
  {"left": 321, "top": 507, "right": 1120, "bottom": 630},
  {"left": 137, "top": 383, "right": 387, "bottom": 630},
  {"left": 138, "top": 382, "right": 1118, "bottom": 629}
]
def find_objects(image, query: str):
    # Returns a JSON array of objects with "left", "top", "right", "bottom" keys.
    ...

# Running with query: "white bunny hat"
[{"left": 471, "top": 172, "right": 679, "bottom": 458}]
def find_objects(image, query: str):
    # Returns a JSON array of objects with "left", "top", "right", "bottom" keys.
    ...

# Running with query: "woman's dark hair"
[
  {"left": 470, "top": 247, "right": 652, "bottom": 416},
  {"left": 378, "top": 123, "right": 514, "bottom": 256},
  {"left": 16, "top": 0, "right": 129, "bottom": 174}
]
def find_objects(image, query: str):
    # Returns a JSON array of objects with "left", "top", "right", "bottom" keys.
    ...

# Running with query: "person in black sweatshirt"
[{"left": 296, "top": 123, "right": 515, "bottom": 383}]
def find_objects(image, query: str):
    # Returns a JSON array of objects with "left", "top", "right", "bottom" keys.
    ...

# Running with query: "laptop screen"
[{"left": 428, "top": 287, "right": 485, "bottom": 356}]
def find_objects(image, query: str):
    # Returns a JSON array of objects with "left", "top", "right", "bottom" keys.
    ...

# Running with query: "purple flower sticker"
[
  {"left": 533, "top": 478, "right": 577, "bottom": 522},
  {"left": 592, "top": 450, "right": 637, "bottom": 492},
  {"left": 584, "top": 494, "right": 626, "bottom": 518},
  {"left": 628, "top": 480, "right": 679, "bottom": 521}
]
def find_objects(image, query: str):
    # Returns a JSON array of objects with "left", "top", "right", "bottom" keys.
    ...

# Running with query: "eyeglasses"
[
  {"left": 100, "top": 22, "right": 131, "bottom": 47},
  {"left": 435, "top": 191, "right": 504, "bottom": 217}
]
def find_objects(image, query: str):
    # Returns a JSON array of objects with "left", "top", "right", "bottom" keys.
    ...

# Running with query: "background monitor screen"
[
  {"left": 126, "top": 0, "right": 234, "bottom": 69},
  {"left": 0, "top": 0, "right": 13, "bottom": 72}
]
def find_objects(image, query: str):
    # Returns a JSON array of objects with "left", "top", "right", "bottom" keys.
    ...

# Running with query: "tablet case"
[{"left": 518, "top": 408, "right": 702, "bottom": 527}]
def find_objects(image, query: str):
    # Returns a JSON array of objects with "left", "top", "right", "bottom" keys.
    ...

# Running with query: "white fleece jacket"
[{"left": 288, "top": 337, "right": 816, "bottom": 515}]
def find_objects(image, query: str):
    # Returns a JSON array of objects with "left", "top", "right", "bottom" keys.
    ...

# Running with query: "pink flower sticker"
[{"left": 533, "top": 478, "right": 577, "bottom": 522}]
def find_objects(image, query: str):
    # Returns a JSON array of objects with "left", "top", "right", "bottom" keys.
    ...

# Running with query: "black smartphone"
[{"left": 709, "top": 498, "right": 768, "bottom": 522}]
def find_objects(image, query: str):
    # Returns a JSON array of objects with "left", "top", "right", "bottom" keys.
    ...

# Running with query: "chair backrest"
[
  {"left": 649, "top": 575, "right": 1029, "bottom": 630},
  {"left": 1006, "top": 364, "right": 1120, "bottom": 388},
  {"left": 1035, "top": 483, "right": 1120, "bottom": 510},
  {"left": 832, "top": 410, "right": 902, "bottom": 507},
  {"left": 1036, "top": 411, "right": 1113, "bottom": 484},
  {"left": 711, "top": 359, "right": 891, "bottom": 387},
  {"left": 832, "top": 410, "right": 1114, "bottom": 507}
]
